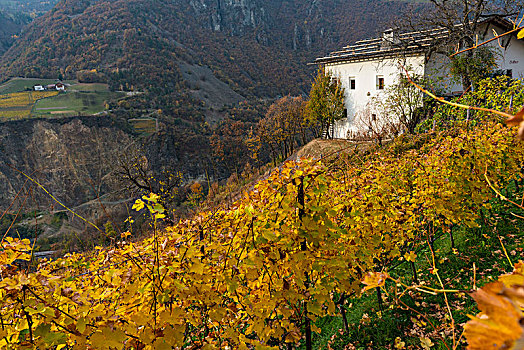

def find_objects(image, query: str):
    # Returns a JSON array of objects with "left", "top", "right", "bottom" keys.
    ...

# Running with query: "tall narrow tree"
[{"left": 306, "top": 66, "right": 346, "bottom": 139}]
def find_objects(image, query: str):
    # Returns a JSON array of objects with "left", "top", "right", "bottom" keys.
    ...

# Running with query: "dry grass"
[{"left": 291, "top": 139, "right": 374, "bottom": 161}]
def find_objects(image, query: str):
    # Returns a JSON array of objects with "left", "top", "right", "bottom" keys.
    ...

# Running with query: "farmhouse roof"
[{"left": 315, "top": 17, "right": 514, "bottom": 64}]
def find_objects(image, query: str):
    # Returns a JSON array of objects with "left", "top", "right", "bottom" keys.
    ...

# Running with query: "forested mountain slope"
[
  {"left": 0, "top": 11, "right": 29, "bottom": 56},
  {"left": 0, "top": 0, "right": 409, "bottom": 100},
  {"left": 0, "top": 0, "right": 412, "bottom": 226}
]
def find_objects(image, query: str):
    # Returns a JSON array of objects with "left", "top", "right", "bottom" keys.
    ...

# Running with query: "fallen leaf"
[{"left": 420, "top": 337, "right": 434, "bottom": 349}]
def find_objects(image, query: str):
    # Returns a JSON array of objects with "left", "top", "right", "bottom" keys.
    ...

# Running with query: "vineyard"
[
  {"left": 0, "top": 91, "right": 59, "bottom": 108},
  {"left": 0, "top": 91, "right": 59, "bottom": 120},
  {"left": 1, "top": 116, "right": 523, "bottom": 349}
]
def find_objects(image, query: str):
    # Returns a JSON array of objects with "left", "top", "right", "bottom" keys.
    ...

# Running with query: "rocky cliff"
[
  {"left": 0, "top": 117, "right": 134, "bottom": 210},
  {"left": 0, "top": 115, "right": 227, "bottom": 213}
]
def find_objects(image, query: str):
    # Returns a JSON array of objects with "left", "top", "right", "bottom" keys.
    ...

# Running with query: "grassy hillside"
[{"left": 32, "top": 91, "right": 124, "bottom": 117}]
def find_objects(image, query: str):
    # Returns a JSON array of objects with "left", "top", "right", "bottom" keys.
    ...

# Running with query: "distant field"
[
  {"left": 71, "top": 83, "right": 109, "bottom": 92},
  {"left": 0, "top": 78, "right": 125, "bottom": 120},
  {"left": 129, "top": 118, "right": 157, "bottom": 135},
  {"left": 0, "top": 109, "right": 31, "bottom": 119},
  {"left": 0, "top": 91, "right": 59, "bottom": 108},
  {"left": 33, "top": 91, "right": 125, "bottom": 117}
]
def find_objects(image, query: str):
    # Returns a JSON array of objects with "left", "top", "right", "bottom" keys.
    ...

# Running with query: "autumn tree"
[
  {"left": 252, "top": 96, "right": 309, "bottom": 163},
  {"left": 449, "top": 46, "right": 496, "bottom": 89},
  {"left": 306, "top": 66, "right": 346, "bottom": 139},
  {"left": 210, "top": 118, "right": 252, "bottom": 176}
]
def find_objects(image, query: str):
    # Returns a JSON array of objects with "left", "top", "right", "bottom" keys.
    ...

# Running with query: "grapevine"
[{"left": 0, "top": 120, "right": 522, "bottom": 349}]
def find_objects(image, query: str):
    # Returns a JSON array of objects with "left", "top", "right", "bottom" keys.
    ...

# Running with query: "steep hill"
[
  {"left": 0, "top": 0, "right": 409, "bottom": 102},
  {"left": 0, "top": 11, "right": 29, "bottom": 56}
]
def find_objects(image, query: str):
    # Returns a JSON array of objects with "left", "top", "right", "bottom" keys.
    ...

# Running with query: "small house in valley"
[
  {"left": 33, "top": 85, "right": 44, "bottom": 91},
  {"left": 315, "top": 17, "right": 524, "bottom": 138}
]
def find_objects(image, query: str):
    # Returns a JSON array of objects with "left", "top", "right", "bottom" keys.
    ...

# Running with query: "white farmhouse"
[
  {"left": 33, "top": 85, "right": 44, "bottom": 91},
  {"left": 315, "top": 17, "right": 524, "bottom": 138}
]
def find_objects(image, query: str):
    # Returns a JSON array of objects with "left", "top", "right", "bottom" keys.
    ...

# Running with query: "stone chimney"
[{"left": 382, "top": 28, "right": 400, "bottom": 49}]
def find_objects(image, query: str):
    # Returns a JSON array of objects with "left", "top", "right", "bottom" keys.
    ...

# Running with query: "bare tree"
[
  {"left": 116, "top": 145, "right": 182, "bottom": 208},
  {"left": 353, "top": 101, "right": 402, "bottom": 145},
  {"left": 384, "top": 73, "right": 428, "bottom": 134}
]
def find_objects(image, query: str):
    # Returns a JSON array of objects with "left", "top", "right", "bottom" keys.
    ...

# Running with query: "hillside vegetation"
[
  {"left": 0, "top": 0, "right": 59, "bottom": 15},
  {"left": 1, "top": 117, "right": 523, "bottom": 349},
  {"left": 0, "top": 0, "right": 411, "bottom": 102},
  {"left": 0, "top": 10, "right": 29, "bottom": 55},
  {"left": 0, "top": 90, "right": 58, "bottom": 119},
  {"left": 0, "top": 0, "right": 421, "bottom": 216}
]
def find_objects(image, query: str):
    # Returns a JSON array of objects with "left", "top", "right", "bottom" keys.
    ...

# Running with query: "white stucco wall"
[
  {"left": 483, "top": 23, "right": 524, "bottom": 80},
  {"left": 425, "top": 23, "right": 524, "bottom": 92},
  {"left": 326, "top": 55, "right": 425, "bottom": 138}
]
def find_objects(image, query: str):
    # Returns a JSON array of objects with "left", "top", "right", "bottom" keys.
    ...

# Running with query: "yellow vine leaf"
[
  {"left": 0, "top": 123, "right": 522, "bottom": 348},
  {"left": 464, "top": 262, "right": 524, "bottom": 349},
  {"left": 404, "top": 251, "right": 417, "bottom": 262},
  {"left": 395, "top": 337, "right": 406, "bottom": 349},
  {"left": 420, "top": 337, "right": 434, "bottom": 349},
  {"left": 362, "top": 272, "right": 389, "bottom": 292},
  {"left": 518, "top": 28, "right": 524, "bottom": 39}
]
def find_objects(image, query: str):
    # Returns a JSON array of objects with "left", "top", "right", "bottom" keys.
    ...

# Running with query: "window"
[
  {"left": 492, "top": 69, "right": 513, "bottom": 79},
  {"left": 376, "top": 75, "right": 384, "bottom": 90},
  {"left": 371, "top": 113, "right": 377, "bottom": 121},
  {"left": 349, "top": 77, "right": 356, "bottom": 90}
]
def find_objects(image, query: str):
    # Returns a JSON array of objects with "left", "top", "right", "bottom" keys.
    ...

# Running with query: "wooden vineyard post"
[
  {"left": 336, "top": 293, "right": 349, "bottom": 332},
  {"left": 411, "top": 261, "right": 418, "bottom": 284},
  {"left": 449, "top": 225, "right": 455, "bottom": 250},
  {"left": 376, "top": 287, "right": 384, "bottom": 312},
  {"left": 297, "top": 177, "right": 312, "bottom": 350}
]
